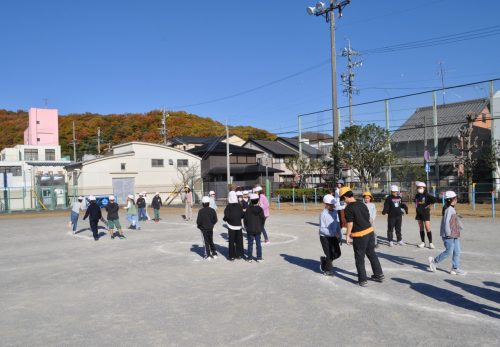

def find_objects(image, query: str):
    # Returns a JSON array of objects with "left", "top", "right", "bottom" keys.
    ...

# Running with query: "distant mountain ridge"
[{"left": 0, "top": 109, "right": 276, "bottom": 159}]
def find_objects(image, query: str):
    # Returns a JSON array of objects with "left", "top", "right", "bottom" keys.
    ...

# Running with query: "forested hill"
[{"left": 0, "top": 109, "right": 276, "bottom": 158}]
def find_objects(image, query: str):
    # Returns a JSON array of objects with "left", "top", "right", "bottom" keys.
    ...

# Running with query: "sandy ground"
[{"left": 0, "top": 208, "right": 499, "bottom": 346}]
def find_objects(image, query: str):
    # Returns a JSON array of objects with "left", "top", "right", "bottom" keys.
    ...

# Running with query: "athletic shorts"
[
  {"left": 415, "top": 207, "right": 430, "bottom": 221},
  {"left": 107, "top": 219, "right": 121, "bottom": 229}
]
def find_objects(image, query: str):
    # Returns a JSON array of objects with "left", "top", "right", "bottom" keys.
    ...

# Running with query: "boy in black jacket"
[
  {"left": 197, "top": 196, "right": 218, "bottom": 259},
  {"left": 151, "top": 192, "right": 162, "bottom": 223},
  {"left": 223, "top": 191, "right": 245, "bottom": 260},
  {"left": 244, "top": 193, "right": 266, "bottom": 262},
  {"left": 382, "top": 185, "right": 408, "bottom": 247},
  {"left": 83, "top": 196, "right": 102, "bottom": 241},
  {"left": 136, "top": 193, "right": 147, "bottom": 221}
]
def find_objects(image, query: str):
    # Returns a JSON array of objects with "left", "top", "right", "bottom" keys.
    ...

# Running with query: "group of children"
[
  {"left": 319, "top": 181, "right": 466, "bottom": 286},
  {"left": 69, "top": 192, "right": 163, "bottom": 241},
  {"left": 196, "top": 185, "right": 270, "bottom": 262}
]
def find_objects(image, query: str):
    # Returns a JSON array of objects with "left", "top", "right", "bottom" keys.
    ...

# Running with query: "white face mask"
[{"left": 417, "top": 188, "right": 424, "bottom": 194}]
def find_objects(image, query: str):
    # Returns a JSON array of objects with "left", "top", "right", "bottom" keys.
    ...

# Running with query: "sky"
[{"left": 1, "top": 0, "right": 500, "bottom": 137}]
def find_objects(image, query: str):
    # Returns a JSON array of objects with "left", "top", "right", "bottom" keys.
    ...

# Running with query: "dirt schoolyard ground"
[{"left": 0, "top": 207, "right": 499, "bottom": 346}]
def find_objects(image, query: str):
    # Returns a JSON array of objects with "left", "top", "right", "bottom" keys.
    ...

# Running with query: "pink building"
[{"left": 23, "top": 108, "right": 59, "bottom": 146}]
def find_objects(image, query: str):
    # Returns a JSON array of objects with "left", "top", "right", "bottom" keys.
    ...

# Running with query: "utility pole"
[
  {"left": 342, "top": 38, "right": 362, "bottom": 126},
  {"left": 298, "top": 115, "right": 303, "bottom": 158},
  {"left": 226, "top": 121, "right": 231, "bottom": 193},
  {"left": 160, "top": 107, "right": 169, "bottom": 145},
  {"left": 71, "top": 121, "right": 77, "bottom": 162},
  {"left": 307, "top": 0, "right": 351, "bottom": 180},
  {"left": 97, "top": 127, "right": 101, "bottom": 154},
  {"left": 438, "top": 61, "right": 446, "bottom": 105}
]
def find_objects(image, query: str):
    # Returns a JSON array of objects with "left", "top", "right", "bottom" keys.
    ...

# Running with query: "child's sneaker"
[
  {"left": 325, "top": 270, "right": 335, "bottom": 276},
  {"left": 371, "top": 274, "right": 385, "bottom": 282},
  {"left": 203, "top": 256, "right": 211, "bottom": 261},
  {"left": 450, "top": 268, "right": 466, "bottom": 276},
  {"left": 256, "top": 257, "right": 264, "bottom": 262},
  {"left": 397, "top": 240, "right": 405, "bottom": 246},
  {"left": 389, "top": 241, "right": 394, "bottom": 247},
  {"left": 212, "top": 254, "right": 218, "bottom": 259},
  {"left": 429, "top": 243, "right": 435, "bottom": 249},
  {"left": 418, "top": 242, "right": 426, "bottom": 248},
  {"left": 428, "top": 256, "right": 436, "bottom": 272},
  {"left": 320, "top": 256, "right": 326, "bottom": 273},
  {"left": 246, "top": 259, "right": 253, "bottom": 263},
  {"left": 359, "top": 281, "right": 368, "bottom": 287},
  {"left": 118, "top": 235, "right": 126, "bottom": 239}
]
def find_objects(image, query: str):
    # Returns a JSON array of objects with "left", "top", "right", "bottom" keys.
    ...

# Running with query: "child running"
[
  {"left": 197, "top": 196, "right": 218, "bottom": 259},
  {"left": 69, "top": 196, "right": 84, "bottom": 234},
  {"left": 83, "top": 195, "right": 102, "bottom": 241},
  {"left": 362, "top": 192, "right": 377, "bottom": 248},
  {"left": 428, "top": 191, "right": 466, "bottom": 275},
  {"left": 105, "top": 195, "right": 125, "bottom": 239},
  {"left": 382, "top": 185, "right": 408, "bottom": 247},
  {"left": 124, "top": 194, "right": 140, "bottom": 230},
  {"left": 414, "top": 181, "right": 437, "bottom": 249},
  {"left": 319, "top": 194, "right": 341, "bottom": 276},
  {"left": 244, "top": 193, "right": 265, "bottom": 263}
]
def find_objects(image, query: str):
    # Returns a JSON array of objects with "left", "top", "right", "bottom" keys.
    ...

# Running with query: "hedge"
[{"left": 274, "top": 188, "right": 330, "bottom": 201}]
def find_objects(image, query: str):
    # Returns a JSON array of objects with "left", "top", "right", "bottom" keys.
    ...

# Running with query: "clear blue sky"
[{"left": 1, "top": 0, "right": 500, "bottom": 136}]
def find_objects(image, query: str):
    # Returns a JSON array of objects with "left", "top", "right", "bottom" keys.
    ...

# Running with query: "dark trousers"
[
  {"left": 262, "top": 218, "right": 269, "bottom": 241},
  {"left": 320, "top": 235, "right": 341, "bottom": 271},
  {"left": 352, "top": 232, "right": 383, "bottom": 283},
  {"left": 90, "top": 219, "right": 99, "bottom": 239},
  {"left": 201, "top": 229, "right": 217, "bottom": 256},
  {"left": 228, "top": 228, "right": 244, "bottom": 259},
  {"left": 247, "top": 233, "right": 262, "bottom": 259},
  {"left": 138, "top": 207, "right": 147, "bottom": 221},
  {"left": 387, "top": 215, "right": 402, "bottom": 242}
]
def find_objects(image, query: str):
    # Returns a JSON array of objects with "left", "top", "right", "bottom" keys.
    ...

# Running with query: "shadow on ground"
[{"left": 393, "top": 277, "right": 500, "bottom": 319}]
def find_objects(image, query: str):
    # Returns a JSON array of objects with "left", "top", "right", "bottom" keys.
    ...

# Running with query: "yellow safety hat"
[
  {"left": 339, "top": 187, "right": 352, "bottom": 197},
  {"left": 362, "top": 191, "right": 373, "bottom": 200}
]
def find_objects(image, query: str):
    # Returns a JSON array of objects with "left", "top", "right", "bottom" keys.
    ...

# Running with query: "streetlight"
[{"left": 307, "top": 0, "right": 351, "bottom": 179}]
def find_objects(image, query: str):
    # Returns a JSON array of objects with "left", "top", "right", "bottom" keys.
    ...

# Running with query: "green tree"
[
  {"left": 393, "top": 160, "right": 426, "bottom": 192},
  {"left": 332, "top": 124, "right": 394, "bottom": 190}
]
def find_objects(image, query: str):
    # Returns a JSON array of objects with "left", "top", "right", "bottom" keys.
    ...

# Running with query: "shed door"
[{"left": 112, "top": 178, "right": 135, "bottom": 205}]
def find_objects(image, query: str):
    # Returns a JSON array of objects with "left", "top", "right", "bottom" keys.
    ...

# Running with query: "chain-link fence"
[{"left": 0, "top": 186, "right": 68, "bottom": 213}]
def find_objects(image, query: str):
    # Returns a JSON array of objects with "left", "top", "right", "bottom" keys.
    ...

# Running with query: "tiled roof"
[
  {"left": 245, "top": 139, "right": 297, "bottom": 156},
  {"left": 276, "top": 137, "right": 322, "bottom": 157},
  {"left": 170, "top": 136, "right": 220, "bottom": 145},
  {"left": 391, "top": 98, "right": 489, "bottom": 143},
  {"left": 188, "top": 142, "right": 261, "bottom": 156}
]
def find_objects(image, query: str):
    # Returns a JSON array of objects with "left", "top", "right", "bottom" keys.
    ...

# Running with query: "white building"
[
  {"left": 0, "top": 144, "right": 70, "bottom": 211},
  {"left": 65, "top": 142, "right": 202, "bottom": 204}
]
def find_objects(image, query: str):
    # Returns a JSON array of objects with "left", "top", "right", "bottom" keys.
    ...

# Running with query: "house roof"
[
  {"left": 244, "top": 139, "right": 297, "bottom": 156},
  {"left": 170, "top": 136, "right": 221, "bottom": 145},
  {"left": 207, "top": 165, "right": 283, "bottom": 175},
  {"left": 188, "top": 142, "right": 261, "bottom": 156},
  {"left": 275, "top": 137, "right": 322, "bottom": 157},
  {"left": 292, "top": 132, "right": 331, "bottom": 142},
  {"left": 391, "top": 98, "right": 489, "bottom": 143}
]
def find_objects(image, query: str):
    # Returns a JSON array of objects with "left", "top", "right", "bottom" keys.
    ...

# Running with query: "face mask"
[{"left": 417, "top": 188, "right": 424, "bottom": 194}]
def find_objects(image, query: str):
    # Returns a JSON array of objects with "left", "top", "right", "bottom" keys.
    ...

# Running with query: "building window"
[
  {"left": 45, "top": 149, "right": 56, "bottom": 161},
  {"left": 24, "top": 149, "right": 38, "bottom": 161},
  {"left": 169, "top": 159, "right": 174, "bottom": 165},
  {"left": 177, "top": 159, "right": 188, "bottom": 167},
  {"left": 152, "top": 159, "right": 164, "bottom": 167},
  {"left": 37, "top": 138, "right": 40, "bottom": 142},
  {"left": 0, "top": 166, "right": 22, "bottom": 176},
  {"left": 121, "top": 163, "right": 126, "bottom": 170},
  {"left": 36, "top": 121, "right": 40, "bottom": 124}
]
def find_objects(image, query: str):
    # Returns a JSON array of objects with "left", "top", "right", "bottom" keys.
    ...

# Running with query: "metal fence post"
[
  {"left": 303, "top": 194, "right": 306, "bottom": 210},
  {"left": 292, "top": 188, "right": 295, "bottom": 206},
  {"left": 432, "top": 186, "right": 436, "bottom": 209},
  {"left": 277, "top": 194, "right": 281, "bottom": 210},
  {"left": 492, "top": 191, "right": 496, "bottom": 222},
  {"left": 472, "top": 183, "right": 476, "bottom": 211},
  {"left": 314, "top": 188, "right": 318, "bottom": 205}
]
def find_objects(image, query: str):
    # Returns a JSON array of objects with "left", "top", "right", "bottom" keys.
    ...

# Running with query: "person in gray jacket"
[
  {"left": 428, "top": 191, "right": 466, "bottom": 275},
  {"left": 319, "top": 194, "right": 342, "bottom": 276}
]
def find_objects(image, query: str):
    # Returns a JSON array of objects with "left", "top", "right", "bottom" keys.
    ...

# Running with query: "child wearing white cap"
[
  {"left": 414, "top": 181, "right": 437, "bottom": 249},
  {"left": 183, "top": 186, "right": 193, "bottom": 221},
  {"left": 209, "top": 191, "right": 218, "bottom": 211},
  {"left": 244, "top": 193, "right": 266, "bottom": 262},
  {"left": 382, "top": 185, "right": 408, "bottom": 247},
  {"left": 105, "top": 195, "right": 125, "bottom": 239},
  {"left": 319, "top": 194, "right": 342, "bottom": 275},
  {"left": 124, "top": 194, "right": 140, "bottom": 230},
  {"left": 196, "top": 196, "right": 218, "bottom": 259},
  {"left": 151, "top": 192, "right": 162, "bottom": 223},
  {"left": 69, "top": 196, "right": 84, "bottom": 234},
  {"left": 428, "top": 191, "right": 466, "bottom": 275},
  {"left": 83, "top": 196, "right": 102, "bottom": 241}
]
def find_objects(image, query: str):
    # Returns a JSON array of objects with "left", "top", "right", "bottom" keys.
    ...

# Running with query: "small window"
[
  {"left": 177, "top": 159, "right": 188, "bottom": 167},
  {"left": 169, "top": 159, "right": 174, "bottom": 165},
  {"left": 152, "top": 159, "right": 164, "bottom": 167},
  {"left": 24, "top": 149, "right": 38, "bottom": 161},
  {"left": 12, "top": 167, "right": 22, "bottom": 176},
  {"left": 37, "top": 138, "right": 41, "bottom": 142},
  {"left": 121, "top": 163, "right": 126, "bottom": 170},
  {"left": 45, "top": 149, "right": 56, "bottom": 161},
  {"left": 36, "top": 121, "right": 40, "bottom": 124}
]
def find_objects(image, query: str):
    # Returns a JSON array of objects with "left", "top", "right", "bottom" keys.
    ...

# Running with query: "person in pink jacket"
[{"left": 254, "top": 185, "right": 270, "bottom": 243}]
